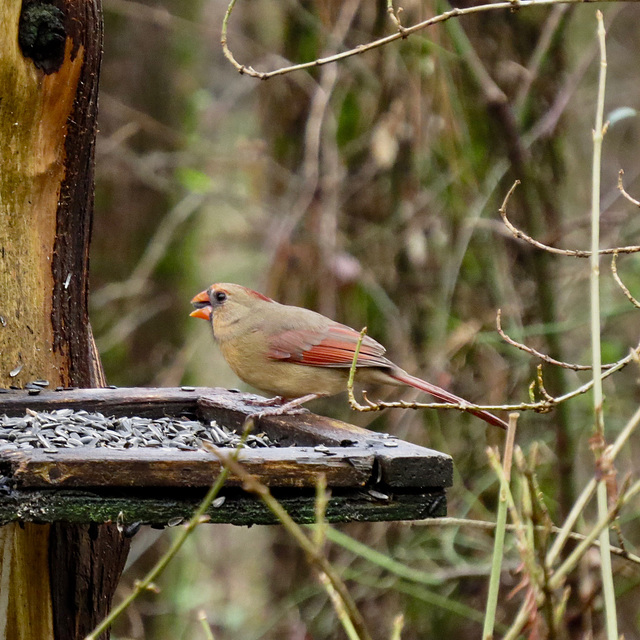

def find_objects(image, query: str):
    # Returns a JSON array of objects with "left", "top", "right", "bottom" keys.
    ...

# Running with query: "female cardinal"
[{"left": 190, "top": 283, "right": 507, "bottom": 429}]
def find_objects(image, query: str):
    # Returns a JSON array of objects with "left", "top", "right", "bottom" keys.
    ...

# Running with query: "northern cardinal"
[{"left": 190, "top": 283, "right": 507, "bottom": 429}]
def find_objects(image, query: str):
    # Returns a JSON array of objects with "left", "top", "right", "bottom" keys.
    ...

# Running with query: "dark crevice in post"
[
  {"left": 18, "top": 1, "right": 66, "bottom": 73},
  {"left": 50, "top": 0, "right": 103, "bottom": 389}
]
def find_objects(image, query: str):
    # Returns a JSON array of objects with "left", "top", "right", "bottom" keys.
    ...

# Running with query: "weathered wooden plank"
[
  {"left": 0, "top": 387, "right": 454, "bottom": 489},
  {"left": 198, "top": 393, "right": 453, "bottom": 488},
  {"left": 0, "top": 488, "right": 447, "bottom": 526},
  {"left": 6, "top": 447, "right": 374, "bottom": 489},
  {"left": 197, "top": 392, "right": 369, "bottom": 443},
  {"left": 0, "top": 386, "right": 206, "bottom": 419}
]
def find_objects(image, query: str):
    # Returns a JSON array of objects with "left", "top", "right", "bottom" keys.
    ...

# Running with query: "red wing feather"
[{"left": 267, "top": 323, "right": 392, "bottom": 369}]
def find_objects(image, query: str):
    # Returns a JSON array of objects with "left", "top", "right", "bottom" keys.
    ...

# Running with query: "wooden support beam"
[
  {"left": 0, "top": 2, "right": 127, "bottom": 638},
  {"left": 0, "top": 488, "right": 448, "bottom": 527}
]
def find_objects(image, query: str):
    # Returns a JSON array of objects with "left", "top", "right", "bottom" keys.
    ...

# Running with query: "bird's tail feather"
[{"left": 390, "top": 371, "right": 508, "bottom": 430}]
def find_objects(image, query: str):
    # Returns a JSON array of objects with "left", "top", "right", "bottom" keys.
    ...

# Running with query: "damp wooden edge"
[{"left": 0, "top": 387, "right": 454, "bottom": 489}]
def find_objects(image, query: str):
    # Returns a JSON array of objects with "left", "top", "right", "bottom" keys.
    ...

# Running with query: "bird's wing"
[{"left": 266, "top": 323, "right": 392, "bottom": 369}]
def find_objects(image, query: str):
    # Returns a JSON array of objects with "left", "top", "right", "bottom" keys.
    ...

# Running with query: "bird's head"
[{"left": 190, "top": 283, "right": 274, "bottom": 330}]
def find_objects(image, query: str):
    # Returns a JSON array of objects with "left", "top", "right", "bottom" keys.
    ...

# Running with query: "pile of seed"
[{"left": 0, "top": 409, "right": 274, "bottom": 453}]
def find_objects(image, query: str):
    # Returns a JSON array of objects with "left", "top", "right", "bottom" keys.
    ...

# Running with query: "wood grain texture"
[
  {"left": 0, "top": 488, "right": 448, "bottom": 526},
  {"left": 0, "top": 386, "right": 454, "bottom": 490},
  {"left": 0, "top": 2, "right": 126, "bottom": 639},
  {"left": 7, "top": 447, "right": 374, "bottom": 489}
]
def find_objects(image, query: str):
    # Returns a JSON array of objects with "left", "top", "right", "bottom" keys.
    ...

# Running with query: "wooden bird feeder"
[{"left": 0, "top": 387, "right": 452, "bottom": 527}]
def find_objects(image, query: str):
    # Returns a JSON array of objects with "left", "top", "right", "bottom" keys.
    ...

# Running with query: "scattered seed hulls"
[{"left": 0, "top": 409, "right": 274, "bottom": 452}]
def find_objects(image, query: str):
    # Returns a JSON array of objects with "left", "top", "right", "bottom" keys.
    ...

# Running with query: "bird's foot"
[
  {"left": 253, "top": 393, "right": 320, "bottom": 418},
  {"left": 259, "top": 395, "right": 288, "bottom": 407}
]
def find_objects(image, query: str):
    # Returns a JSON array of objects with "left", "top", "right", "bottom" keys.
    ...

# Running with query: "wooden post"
[{"left": 0, "top": 1, "right": 129, "bottom": 638}]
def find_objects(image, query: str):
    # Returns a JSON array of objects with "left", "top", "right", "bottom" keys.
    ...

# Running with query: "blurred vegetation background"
[{"left": 91, "top": 0, "right": 640, "bottom": 637}]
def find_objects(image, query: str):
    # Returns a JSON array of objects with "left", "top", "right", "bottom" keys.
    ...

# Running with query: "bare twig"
[
  {"left": 611, "top": 252, "right": 640, "bottom": 309},
  {"left": 347, "top": 325, "right": 640, "bottom": 415},
  {"left": 618, "top": 169, "right": 640, "bottom": 207},
  {"left": 535, "top": 365, "right": 555, "bottom": 403},
  {"left": 221, "top": 0, "right": 628, "bottom": 80},
  {"left": 497, "top": 309, "right": 614, "bottom": 371},
  {"left": 386, "top": 0, "right": 407, "bottom": 36},
  {"left": 591, "top": 14, "right": 617, "bottom": 638},
  {"left": 500, "top": 181, "right": 640, "bottom": 257},
  {"left": 412, "top": 517, "right": 640, "bottom": 566}
]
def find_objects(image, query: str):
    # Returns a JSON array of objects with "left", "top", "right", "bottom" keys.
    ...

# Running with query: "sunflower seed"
[{"left": 0, "top": 410, "right": 275, "bottom": 451}]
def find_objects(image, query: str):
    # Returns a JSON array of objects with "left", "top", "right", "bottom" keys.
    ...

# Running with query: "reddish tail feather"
[{"left": 390, "top": 372, "right": 508, "bottom": 430}]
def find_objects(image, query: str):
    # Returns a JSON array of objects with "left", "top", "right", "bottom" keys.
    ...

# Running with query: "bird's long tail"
[{"left": 389, "top": 371, "right": 508, "bottom": 430}]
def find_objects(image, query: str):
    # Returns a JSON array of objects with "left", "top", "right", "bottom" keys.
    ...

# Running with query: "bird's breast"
[{"left": 219, "top": 336, "right": 347, "bottom": 398}]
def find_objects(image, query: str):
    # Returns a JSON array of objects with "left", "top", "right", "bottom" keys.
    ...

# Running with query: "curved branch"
[
  {"left": 347, "top": 338, "right": 640, "bottom": 416},
  {"left": 500, "top": 181, "right": 640, "bottom": 256},
  {"left": 611, "top": 253, "right": 640, "bottom": 309},
  {"left": 496, "top": 309, "right": 614, "bottom": 370},
  {"left": 221, "top": 0, "right": 626, "bottom": 81},
  {"left": 618, "top": 170, "right": 640, "bottom": 208}
]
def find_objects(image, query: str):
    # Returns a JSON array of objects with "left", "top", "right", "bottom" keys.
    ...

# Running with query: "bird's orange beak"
[{"left": 190, "top": 290, "right": 212, "bottom": 320}]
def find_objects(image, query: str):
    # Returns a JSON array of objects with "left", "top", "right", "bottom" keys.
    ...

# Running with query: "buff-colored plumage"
[{"left": 190, "top": 283, "right": 507, "bottom": 429}]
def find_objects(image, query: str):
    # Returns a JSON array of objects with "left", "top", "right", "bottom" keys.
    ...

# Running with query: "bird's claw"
[{"left": 253, "top": 404, "right": 309, "bottom": 419}]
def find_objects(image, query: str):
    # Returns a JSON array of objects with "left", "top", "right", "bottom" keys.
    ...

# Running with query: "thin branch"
[
  {"left": 386, "top": 0, "right": 407, "bottom": 36},
  {"left": 618, "top": 169, "right": 640, "bottom": 207},
  {"left": 591, "top": 14, "right": 617, "bottom": 639},
  {"left": 347, "top": 325, "right": 640, "bottom": 415},
  {"left": 221, "top": 0, "right": 630, "bottom": 80},
  {"left": 611, "top": 252, "right": 640, "bottom": 309},
  {"left": 500, "top": 181, "right": 640, "bottom": 257},
  {"left": 497, "top": 309, "right": 614, "bottom": 371},
  {"left": 412, "top": 516, "right": 640, "bottom": 566},
  {"left": 535, "top": 365, "right": 555, "bottom": 403}
]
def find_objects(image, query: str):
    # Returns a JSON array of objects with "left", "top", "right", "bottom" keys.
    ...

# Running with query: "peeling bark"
[{"left": 0, "top": 2, "right": 127, "bottom": 638}]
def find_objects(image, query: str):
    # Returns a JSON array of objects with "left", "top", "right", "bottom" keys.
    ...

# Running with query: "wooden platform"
[{"left": 0, "top": 387, "right": 453, "bottom": 526}]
